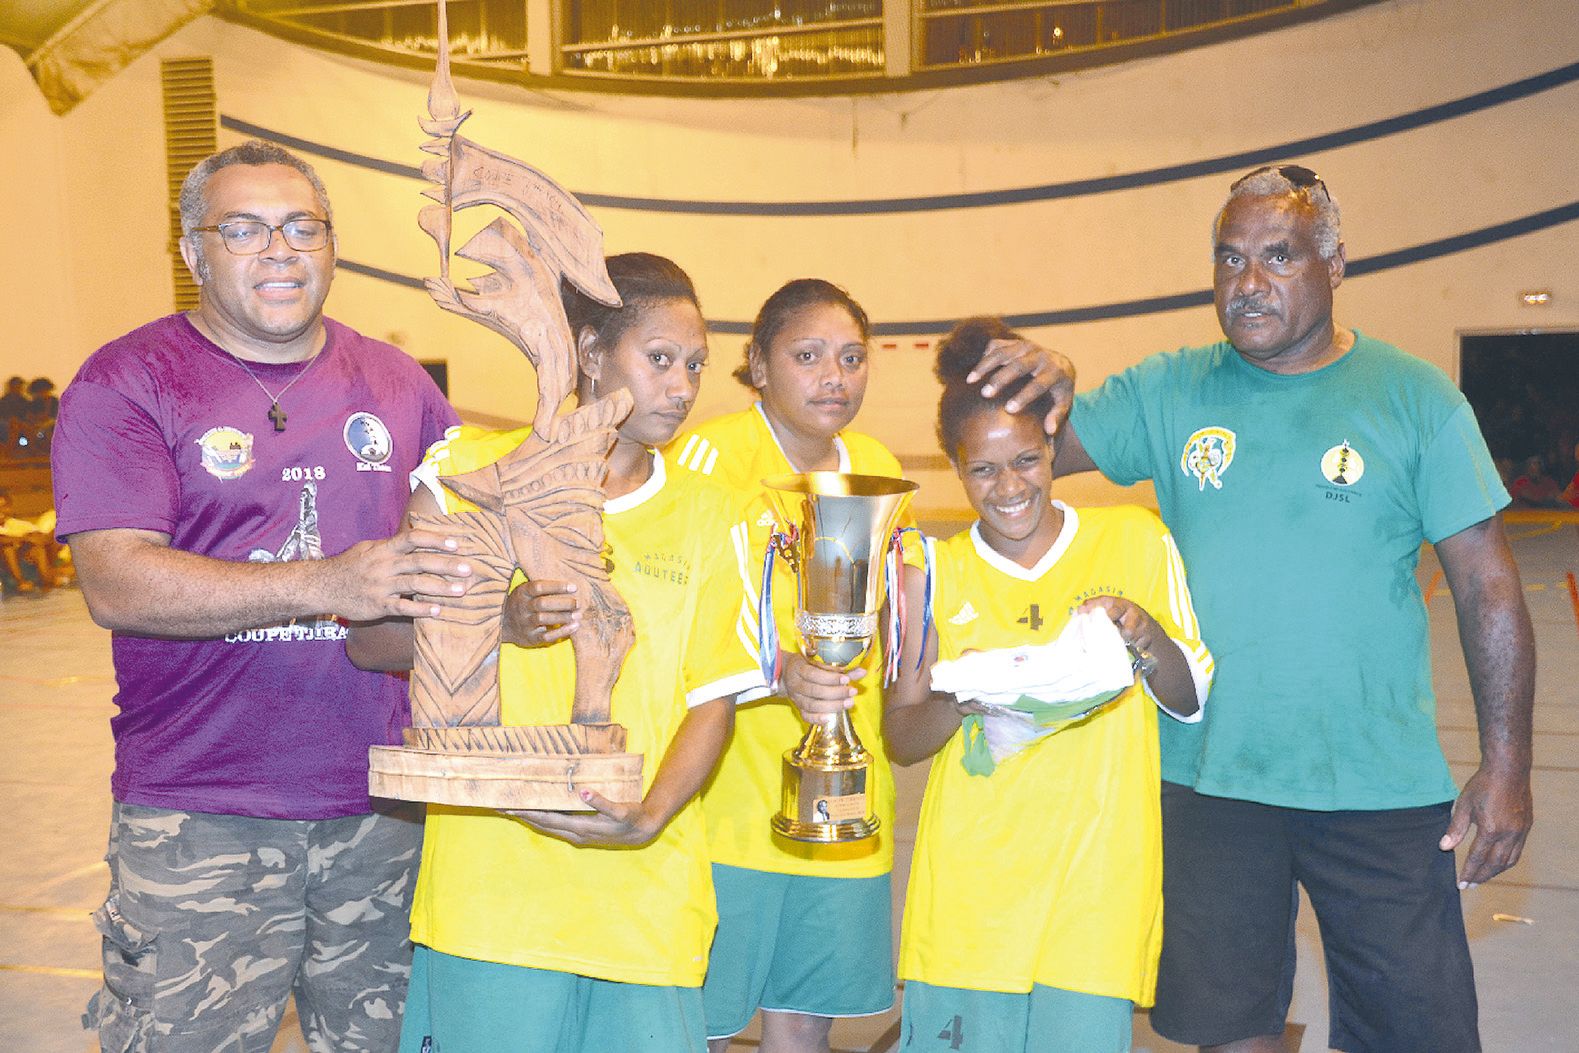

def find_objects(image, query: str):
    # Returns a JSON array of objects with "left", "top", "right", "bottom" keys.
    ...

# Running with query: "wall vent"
[{"left": 161, "top": 57, "right": 216, "bottom": 312}]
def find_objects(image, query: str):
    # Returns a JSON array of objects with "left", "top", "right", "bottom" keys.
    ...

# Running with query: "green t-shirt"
[{"left": 1072, "top": 332, "right": 1507, "bottom": 810}]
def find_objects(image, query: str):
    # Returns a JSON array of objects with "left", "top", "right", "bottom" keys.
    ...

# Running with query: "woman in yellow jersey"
[
  {"left": 879, "top": 317, "right": 1210, "bottom": 1053},
  {"left": 666, "top": 279, "right": 906, "bottom": 1053},
  {"left": 348, "top": 254, "right": 765, "bottom": 1053}
]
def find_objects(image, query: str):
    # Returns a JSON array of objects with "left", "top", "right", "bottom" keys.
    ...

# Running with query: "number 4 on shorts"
[{"left": 938, "top": 1014, "right": 964, "bottom": 1049}]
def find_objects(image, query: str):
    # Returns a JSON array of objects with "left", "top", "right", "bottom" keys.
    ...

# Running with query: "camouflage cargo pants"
[{"left": 83, "top": 800, "right": 423, "bottom": 1053}]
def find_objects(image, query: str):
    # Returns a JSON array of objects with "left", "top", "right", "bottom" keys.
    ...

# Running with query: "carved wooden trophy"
[{"left": 367, "top": 0, "right": 641, "bottom": 810}]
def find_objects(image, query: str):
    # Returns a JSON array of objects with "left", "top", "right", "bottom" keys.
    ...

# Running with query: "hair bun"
[{"left": 934, "top": 316, "right": 1017, "bottom": 385}]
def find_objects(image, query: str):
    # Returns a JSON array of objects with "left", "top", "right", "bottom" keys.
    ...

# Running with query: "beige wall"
[{"left": 5, "top": 0, "right": 1577, "bottom": 514}]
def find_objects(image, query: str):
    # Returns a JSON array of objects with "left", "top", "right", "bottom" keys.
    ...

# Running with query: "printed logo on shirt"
[
  {"left": 232, "top": 482, "right": 337, "bottom": 644},
  {"left": 196, "top": 426, "right": 255, "bottom": 480},
  {"left": 632, "top": 549, "right": 692, "bottom": 586},
  {"left": 1180, "top": 426, "right": 1236, "bottom": 491},
  {"left": 948, "top": 601, "right": 979, "bottom": 626},
  {"left": 343, "top": 411, "right": 394, "bottom": 472},
  {"left": 1320, "top": 440, "right": 1365, "bottom": 486},
  {"left": 248, "top": 482, "right": 325, "bottom": 564},
  {"left": 756, "top": 510, "right": 777, "bottom": 528}
]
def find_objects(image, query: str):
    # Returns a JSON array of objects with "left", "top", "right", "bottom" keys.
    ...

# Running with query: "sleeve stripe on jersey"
[
  {"left": 730, "top": 520, "right": 764, "bottom": 664},
  {"left": 676, "top": 433, "right": 700, "bottom": 470},
  {"left": 409, "top": 424, "right": 463, "bottom": 501},
  {"left": 1161, "top": 533, "right": 1201, "bottom": 639},
  {"left": 1143, "top": 637, "right": 1213, "bottom": 723},
  {"left": 686, "top": 668, "right": 768, "bottom": 709},
  {"left": 731, "top": 521, "right": 761, "bottom": 611},
  {"left": 409, "top": 459, "right": 445, "bottom": 504},
  {"left": 679, "top": 435, "right": 717, "bottom": 475}
]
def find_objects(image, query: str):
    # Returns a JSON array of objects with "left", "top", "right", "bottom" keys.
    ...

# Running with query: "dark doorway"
[
  {"left": 420, "top": 359, "right": 450, "bottom": 398},
  {"left": 1460, "top": 330, "right": 1579, "bottom": 506}
]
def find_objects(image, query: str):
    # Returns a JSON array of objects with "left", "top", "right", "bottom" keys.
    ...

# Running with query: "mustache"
[{"left": 1226, "top": 298, "right": 1276, "bottom": 318}]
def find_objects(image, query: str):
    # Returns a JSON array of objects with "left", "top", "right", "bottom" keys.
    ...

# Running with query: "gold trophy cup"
[{"left": 762, "top": 472, "right": 918, "bottom": 842}]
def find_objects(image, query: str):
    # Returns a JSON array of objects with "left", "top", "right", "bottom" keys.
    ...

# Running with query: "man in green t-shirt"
[{"left": 969, "top": 166, "right": 1533, "bottom": 1053}]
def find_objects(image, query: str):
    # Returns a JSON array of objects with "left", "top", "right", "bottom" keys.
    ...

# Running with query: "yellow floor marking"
[
  {"left": 25, "top": 860, "right": 107, "bottom": 897},
  {"left": 1509, "top": 520, "right": 1568, "bottom": 539},
  {"left": 0, "top": 674, "right": 115, "bottom": 687},
  {"left": 0, "top": 964, "right": 98, "bottom": 979},
  {"left": 1423, "top": 569, "right": 1444, "bottom": 604},
  {"left": 0, "top": 903, "right": 92, "bottom": 918}
]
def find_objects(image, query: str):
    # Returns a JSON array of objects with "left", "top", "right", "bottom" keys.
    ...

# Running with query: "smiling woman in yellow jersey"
[
  {"left": 880, "top": 318, "right": 1213, "bottom": 1053},
  {"left": 347, "top": 254, "right": 764, "bottom": 1053}
]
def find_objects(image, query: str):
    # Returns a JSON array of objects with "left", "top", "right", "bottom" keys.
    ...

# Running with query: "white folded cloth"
[{"left": 931, "top": 609, "right": 1137, "bottom": 775}]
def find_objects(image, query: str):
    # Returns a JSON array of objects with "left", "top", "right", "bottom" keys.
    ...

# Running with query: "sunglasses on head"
[{"left": 1232, "top": 164, "right": 1330, "bottom": 201}]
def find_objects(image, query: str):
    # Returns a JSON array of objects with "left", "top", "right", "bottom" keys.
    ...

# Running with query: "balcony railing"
[
  {"left": 220, "top": 0, "right": 1376, "bottom": 94},
  {"left": 560, "top": 1, "right": 885, "bottom": 82},
  {"left": 918, "top": 0, "right": 1302, "bottom": 69}
]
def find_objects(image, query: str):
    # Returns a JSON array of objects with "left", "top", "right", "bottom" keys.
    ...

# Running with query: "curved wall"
[{"left": 4, "top": 0, "right": 1576, "bottom": 512}]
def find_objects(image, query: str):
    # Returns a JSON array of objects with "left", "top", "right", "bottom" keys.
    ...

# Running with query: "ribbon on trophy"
[
  {"left": 757, "top": 526, "right": 796, "bottom": 687},
  {"left": 883, "top": 526, "right": 935, "bottom": 684}
]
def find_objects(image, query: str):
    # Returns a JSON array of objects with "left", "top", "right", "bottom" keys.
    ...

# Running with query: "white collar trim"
[
  {"left": 753, "top": 401, "right": 850, "bottom": 473},
  {"left": 605, "top": 449, "right": 665, "bottom": 514},
  {"left": 969, "top": 500, "right": 1078, "bottom": 581}
]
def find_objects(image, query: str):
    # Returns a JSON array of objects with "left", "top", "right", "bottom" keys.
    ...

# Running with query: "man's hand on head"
[{"left": 966, "top": 338, "right": 1076, "bottom": 438}]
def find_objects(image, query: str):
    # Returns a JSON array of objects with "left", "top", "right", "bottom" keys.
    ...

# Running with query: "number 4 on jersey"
[
  {"left": 937, "top": 1014, "right": 965, "bottom": 1050},
  {"left": 1016, "top": 603, "right": 1044, "bottom": 632}
]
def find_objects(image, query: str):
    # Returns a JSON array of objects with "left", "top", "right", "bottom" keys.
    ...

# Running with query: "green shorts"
[
  {"left": 899, "top": 981, "right": 1133, "bottom": 1053},
  {"left": 702, "top": 864, "right": 895, "bottom": 1039},
  {"left": 399, "top": 946, "right": 706, "bottom": 1053}
]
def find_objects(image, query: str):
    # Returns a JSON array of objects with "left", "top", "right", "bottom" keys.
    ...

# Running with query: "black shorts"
[{"left": 1150, "top": 782, "right": 1479, "bottom": 1053}]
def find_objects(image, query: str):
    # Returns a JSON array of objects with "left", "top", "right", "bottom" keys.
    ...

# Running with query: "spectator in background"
[
  {"left": 0, "top": 487, "right": 67, "bottom": 593},
  {"left": 21, "top": 377, "right": 59, "bottom": 454},
  {"left": 1510, "top": 454, "right": 1565, "bottom": 508},
  {"left": 0, "top": 376, "right": 27, "bottom": 451},
  {"left": 1494, "top": 457, "right": 1517, "bottom": 493},
  {"left": 1562, "top": 443, "right": 1579, "bottom": 509}
]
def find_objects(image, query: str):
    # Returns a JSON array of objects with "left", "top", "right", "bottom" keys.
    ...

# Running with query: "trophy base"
[
  {"left": 369, "top": 724, "right": 642, "bottom": 810},
  {"left": 771, "top": 749, "right": 879, "bottom": 844},
  {"left": 770, "top": 813, "right": 881, "bottom": 844}
]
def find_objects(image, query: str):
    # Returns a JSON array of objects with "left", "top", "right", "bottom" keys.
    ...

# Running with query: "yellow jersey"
[
  {"left": 666, "top": 404, "right": 912, "bottom": 878},
  {"left": 407, "top": 426, "right": 764, "bottom": 987},
  {"left": 899, "top": 503, "right": 1213, "bottom": 1003}
]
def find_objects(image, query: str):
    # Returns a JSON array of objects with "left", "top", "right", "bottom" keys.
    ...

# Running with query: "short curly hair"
[
  {"left": 178, "top": 140, "right": 333, "bottom": 275},
  {"left": 1213, "top": 165, "right": 1342, "bottom": 259}
]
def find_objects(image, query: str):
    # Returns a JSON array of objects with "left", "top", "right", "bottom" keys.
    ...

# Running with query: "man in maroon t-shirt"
[{"left": 53, "top": 141, "right": 475, "bottom": 1052}]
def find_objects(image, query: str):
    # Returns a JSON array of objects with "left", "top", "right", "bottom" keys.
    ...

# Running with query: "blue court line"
[
  {"left": 340, "top": 199, "right": 1579, "bottom": 334},
  {"left": 221, "top": 59, "right": 1579, "bottom": 216}
]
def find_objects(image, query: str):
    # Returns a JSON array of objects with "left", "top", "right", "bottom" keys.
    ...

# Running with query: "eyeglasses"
[
  {"left": 1231, "top": 164, "right": 1330, "bottom": 202},
  {"left": 190, "top": 218, "right": 333, "bottom": 255}
]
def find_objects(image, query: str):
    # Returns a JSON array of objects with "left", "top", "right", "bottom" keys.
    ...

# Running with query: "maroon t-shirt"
[{"left": 52, "top": 314, "right": 459, "bottom": 819}]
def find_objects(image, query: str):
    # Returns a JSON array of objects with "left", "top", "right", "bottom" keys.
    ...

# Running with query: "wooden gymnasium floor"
[{"left": 1, "top": 511, "right": 1575, "bottom": 1051}]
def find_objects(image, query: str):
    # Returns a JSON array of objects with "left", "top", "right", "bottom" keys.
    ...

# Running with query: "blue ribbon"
[
  {"left": 884, "top": 527, "right": 934, "bottom": 683},
  {"left": 758, "top": 529, "right": 792, "bottom": 686}
]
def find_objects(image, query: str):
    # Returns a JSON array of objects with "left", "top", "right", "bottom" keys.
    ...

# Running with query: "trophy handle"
[{"left": 769, "top": 525, "right": 800, "bottom": 573}]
